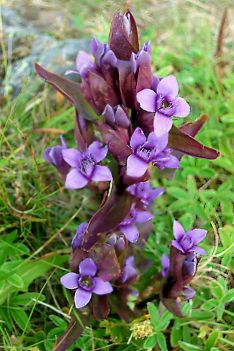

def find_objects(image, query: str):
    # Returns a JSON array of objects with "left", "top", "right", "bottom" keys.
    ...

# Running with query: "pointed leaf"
[
  {"left": 179, "top": 114, "right": 209, "bottom": 137},
  {"left": 34, "top": 63, "right": 98, "bottom": 121},
  {"left": 168, "top": 125, "right": 219, "bottom": 159},
  {"left": 109, "top": 11, "right": 139, "bottom": 60},
  {"left": 81, "top": 188, "right": 133, "bottom": 250},
  {"left": 53, "top": 317, "right": 89, "bottom": 351}
]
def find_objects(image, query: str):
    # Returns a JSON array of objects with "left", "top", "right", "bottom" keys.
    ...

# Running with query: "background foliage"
[{"left": 0, "top": 0, "right": 233, "bottom": 350}]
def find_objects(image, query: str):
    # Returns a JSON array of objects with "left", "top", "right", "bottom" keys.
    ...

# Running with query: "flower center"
[
  {"left": 81, "top": 155, "right": 95, "bottom": 177},
  {"left": 78, "top": 275, "right": 94, "bottom": 291},
  {"left": 136, "top": 145, "right": 152, "bottom": 161},
  {"left": 161, "top": 99, "right": 170, "bottom": 109}
]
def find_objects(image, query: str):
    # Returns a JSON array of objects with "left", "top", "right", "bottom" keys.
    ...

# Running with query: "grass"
[{"left": 0, "top": 0, "right": 234, "bottom": 350}]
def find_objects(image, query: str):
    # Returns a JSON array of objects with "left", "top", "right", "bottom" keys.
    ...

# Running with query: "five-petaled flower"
[
  {"left": 119, "top": 204, "right": 153, "bottom": 243},
  {"left": 126, "top": 127, "right": 180, "bottom": 178},
  {"left": 128, "top": 181, "right": 164, "bottom": 208},
  {"left": 62, "top": 141, "right": 112, "bottom": 189},
  {"left": 60, "top": 258, "right": 113, "bottom": 308},
  {"left": 172, "top": 220, "right": 207, "bottom": 255},
  {"left": 136, "top": 75, "right": 190, "bottom": 137}
]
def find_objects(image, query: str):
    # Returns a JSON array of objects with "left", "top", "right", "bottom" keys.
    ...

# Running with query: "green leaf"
[
  {"left": 191, "top": 310, "right": 214, "bottom": 321},
  {"left": 10, "top": 308, "right": 31, "bottom": 331},
  {"left": 156, "top": 332, "right": 168, "bottom": 351},
  {"left": 7, "top": 274, "right": 24, "bottom": 288},
  {"left": 178, "top": 341, "right": 202, "bottom": 351},
  {"left": 219, "top": 226, "right": 234, "bottom": 249},
  {"left": 158, "top": 310, "right": 172, "bottom": 330},
  {"left": 49, "top": 315, "right": 67, "bottom": 329},
  {"left": 170, "top": 323, "right": 181, "bottom": 347},
  {"left": 147, "top": 302, "right": 159, "bottom": 330},
  {"left": 206, "top": 330, "right": 219, "bottom": 350},
  {"left": 222, "top": 289, "right": 234, "bottom": 304},
  {"left": 144, "top": 334, "right": 157, "bottom": 349},
  {"left": 11, "top": 292, "right": 44, "bottom": 306}
]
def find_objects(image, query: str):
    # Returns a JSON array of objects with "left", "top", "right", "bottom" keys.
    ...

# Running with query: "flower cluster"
[{"left": 36, "top": 9, "right": 219, "bottom": 348}]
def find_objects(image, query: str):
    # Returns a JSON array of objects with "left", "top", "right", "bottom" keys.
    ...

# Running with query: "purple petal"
[
  {"left": 65, "top": 169, "right": 88, "bottom": 189},
  {"left": 174, "top": 97, "right": 190, "bottom": 117},
  {"left": 163, "top": 155, "right": 180, "bottom": 169},
  {"left": 147, "top": 131, "right": 168, "bottom": 153},
  {"left": 72, "top": 222, "right": 88, "bottom": 249},
  {"left": 92, "top": 277, "right": 113, "bottom": 295},
  {"left": 183, "top": 287, "right": 196, "bottom": 300},
  {"left": 88, "top": 141, "right": 108, "bottom": 162},
  {"left": 135, "top": 210, "right": 153, "bottom": 223},
  {"left": 74, "top": 288, "right": 92, "bottom": 308},
  {"left": 130, "top": 127, "right": 146, "bottom": 150},
  {"left": 126, "top": 154, "right": 148, "bottom": 178},
  {"left": 76, "top": 51, "right": 94, "bottom": 75},
  {"left": 157, "top": 75, "right": 178, "bottom": 99},
  {"left": 115, "top": 106, "right": 130, "bottom": 128},
  {"left": 92, "top": 165, "right": 112, "bottom": 182},
  {"left": 136, "top": 89, "right": 156, "bottom": 112},
  {"left": 79, "top": 258, "right": 97, "bottom": 277},
  {"left": 121, "top": 256, "right": 137, "bottom": 283},
  {"left": 173, "top": 220, "right": 185, "bottom": 240},
  {"left": 120, "top": 224, "right": 139, "bottom": 243},
  {"left": 161, "top": 253, "right": 170, "bottom": 278},
  {"left": 103, "top": 104, "right": 115, "bottom": 125},
  {"left": 171, "top": 240, "right": 185, "bottom": 253},
  {"left": 187, "top": 229, "right": 207, "bottom": 245},
  {"left": 191, "top": 246, "right": 207, "bottom": 255},
  {"left": 102, "top": 50, "right": 117, "bottom": 66},
  {"left": 154, "top": 112, "right": 173, "bottom": 137},
  {"left": 62, "top": 149, "right": 81, "bottom": 167},
  {"left": 60, "top": 272, "right": 79, "bottom": 289},
  {"left": 149, "top": 187, "right": 165, "bottom": 202}
]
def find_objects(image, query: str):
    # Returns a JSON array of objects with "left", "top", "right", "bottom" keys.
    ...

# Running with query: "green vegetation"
[{"left": 0, "top": 1, "right": 233, "bottom": 350}]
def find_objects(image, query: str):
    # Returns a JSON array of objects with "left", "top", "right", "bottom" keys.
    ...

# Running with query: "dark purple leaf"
[
  {"left": 92, "top": 295, "right": 110, "bottom": 321},
  {"left": 97, "top": 122, "right": 132, "bottom": 165},
  {"left": 109, "top": 11, "right": 139, "bottom": 60},
  {"left": 88, "top": 71, "right": 119, "bottom": 113},
  {"left": 74, "top": 110, "right": 94, "bottom": 151},
  {"left": 52, "top": 316, "right": 89, "bottom": 351},
  {"left": 81, "top": 188, "right": 133, "bottom": 250},
  {"left": 118, "top": 63, "right": 137, "bottom": 109},
  {"left": 91, "top": 243, "right": 121, "bottom": 281},
  {"left": 168, "top": 125, "right": 220, "bottom": 159},
  {"left": 136, "top": 65, "right": 153, "bottom": 93},
  {"left": 34, "top": 63, "right": 98, "bottom": 121},
  {"left": 179, "top": 114, "right": 209, "bottom": 137}
]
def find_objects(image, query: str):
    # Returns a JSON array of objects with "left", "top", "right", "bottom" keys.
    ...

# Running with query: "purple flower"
[
  {"left": 44, "top": 136, "right": 69, "bottom": 175},
  {"left": 62, "top": 141, "right": 112, "bottom": 189},
  {"left": 103, "top": 104, "right": 130, "bottom": 128},
  {"left": 127, "top": 181, "right": 164, "bottom": 207},
  {"left": 126, "top": 127, "right": 180, "bottom": 178},
  {"left": 121, "top": 256, "right": 137, "bottom": 283},
  {"left": 91, "top": 38, "right": 117, "bottom": 68},
  {"left": 130, "top": 43, "right": 151, "bottom": 74},
  {"left": 72, "top": 222, "right": 88, "bottom": 249},
  {"left": 60, "top": 258, "right": 113, "bottom": 309},
  {"left": 136, "top": 75, "right": 190, "bottom": 137},
  {"left": 161, "top": 253, "right": 170, "bottom": 278},
  {"left": 119, "top": 204, "right": 153, "bottom": 243},
  {"left": 65, "top": 51, "right": 95, "bottom": 78},
  {"left": 172, "top": 220, "right": 207, "bottom": 255},
  {"left": 182, "top": 287, "right": 196, "bottom": 300}
]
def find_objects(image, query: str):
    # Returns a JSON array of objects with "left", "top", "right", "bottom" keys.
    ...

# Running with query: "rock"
[{"left": 1, "top": 6, "right": 90, "bottom": 96}]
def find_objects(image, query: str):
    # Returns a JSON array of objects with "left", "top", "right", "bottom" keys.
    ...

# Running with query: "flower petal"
[
  {"left": 157, "top": 75, "right": 178, "bottom": 98},
  {"left": 62, "top": 148, "right": 81, "bottom": 167},
  {"left": 92, "top": 277, "right": 113, "bottom": 295},
  {"left": 187, "top": 229, "right": 207, "bottom": 245},
  {"left": 161, "top": 253, "right": 170, "bottom": 277},
  {"left": 74, "top": 288, "right": 92, "bottom": 308},
  {"left": 130, "top": 127, "right": 146, "bottom": 150},
  {"left": 171, "top": 240, "right": 185, "bottom": 253},
  {"left": 136, "top": 89, "right": 157, "bottom": 112},
  {"left": 120, "top": 224, "right": 139, "bottom": 243},
  {"left": 154, "top": 112, "right": 173, "bottom": 137},
  {"left": 65, "top": 169, "right": 88, "bottom": 189},
  {"left": 92, "top": 165, "right": 112, "bottom": 182},
  {"left": 191, "top": 246, "right": 207, "bottom": 255},
  {"left": 135, "top": 210, "right": 153, "bottom": 223},
  {"left": 79, "top": 258, "right": 97, "bottom": 277},
  {"left": 88, "top": 141, "right": 108, "bottom": 162},
  {"left": 173, "top": 220, "right": 185, "bottom": 240},
  {"left": 60, "top": 272, "right": 79, "bottom": 289},
  {"left": 126, "top": 154, "right": 148, "bottom": 178},
  {"left": 163, "top": 155, "right": 180, "bottom": 169},
  {"left": 174, "top": 97, "right": 190, "bottom": 117}
]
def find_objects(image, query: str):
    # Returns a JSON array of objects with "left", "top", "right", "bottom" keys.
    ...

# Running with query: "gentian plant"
[{"left": 35, "top": 10, "right": 219, "bottom": 350}]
